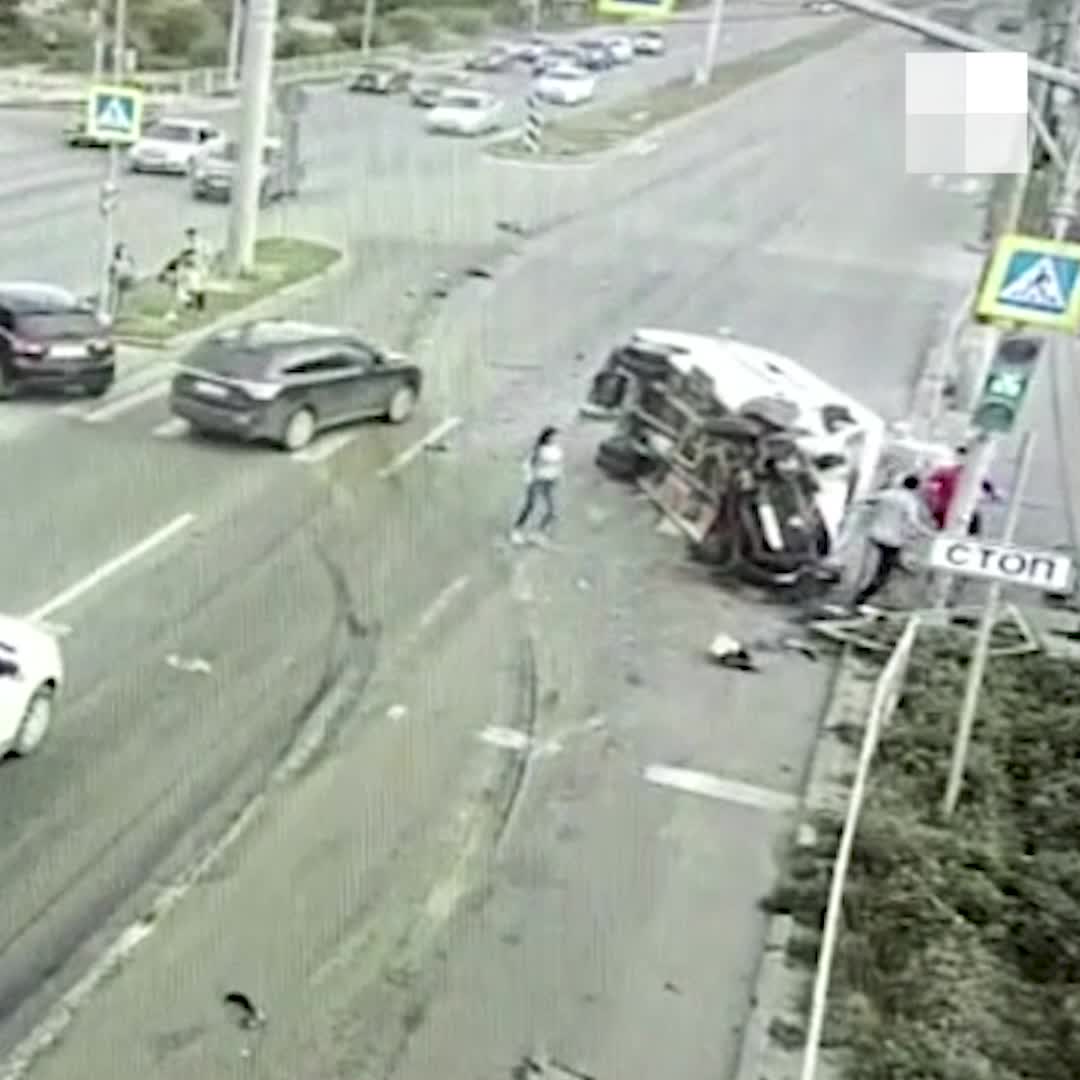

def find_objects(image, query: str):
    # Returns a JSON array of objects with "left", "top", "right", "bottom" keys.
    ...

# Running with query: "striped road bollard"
[{"left": 522, "top": 93, "right": 544, "bottom": 153}]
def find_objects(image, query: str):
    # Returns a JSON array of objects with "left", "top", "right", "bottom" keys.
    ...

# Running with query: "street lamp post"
[{"left": 695, "top": 0, "right": 726, "bottom": 85}]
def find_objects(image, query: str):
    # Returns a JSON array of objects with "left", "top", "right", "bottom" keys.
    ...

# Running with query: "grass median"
[
  {"left": 114, "top": 236, "right": 342, "bottom": 346},
  {"left": 488, "top": 17, "right": 869, "bottom": 161}
]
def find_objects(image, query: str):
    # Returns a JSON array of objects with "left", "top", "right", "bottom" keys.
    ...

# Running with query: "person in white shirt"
[
  {"left": 511, "top": 426, "right": 563, "bottom": 544},
  {"left": 853, "top": 474, "right": 934, "bottom": 608}
]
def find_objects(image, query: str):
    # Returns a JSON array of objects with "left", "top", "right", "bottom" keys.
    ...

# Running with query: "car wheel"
[
  {"left": 12, "top": 685, "right": 53, "bottom": 756},
  {"left": 386, "top": 384, "right": 417, "bottom": 424},
  {"left": 0, "top": 365, "right": 13, "bottom": 400},
  {"left": 84, "top": 375, "right": 113, "bottom": 398},
  {"left": 281, "top": 406, "right": 316, "bottom": 450}
]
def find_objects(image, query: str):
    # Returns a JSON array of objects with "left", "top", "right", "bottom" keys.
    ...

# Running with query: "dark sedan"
[
  {"left": 576, "top": 39, "right": 614, "bottom": 70},
  {"left": 465, "top": 45, "right": 514, "bottom": 72},
  {"left": 169, "top": 319, "right": 423, "bottom": 452},
  {"left": 348, "top": 61, "right": 411, "bottom": 93},
  {"left": 0, "top": 283, "right": 115, "bottom": 399}
]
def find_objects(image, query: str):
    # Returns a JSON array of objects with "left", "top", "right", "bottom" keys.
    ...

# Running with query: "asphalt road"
[
  {"left": 0, "top": 8, "right": 838, "bottom": 290},
  {"left": 0, "top": 15, "right": 999, "bottom": 1080}
]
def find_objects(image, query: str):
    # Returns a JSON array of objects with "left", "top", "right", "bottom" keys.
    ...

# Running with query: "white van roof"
[{"left": 628, "top": 328, "right": 881, "bottom": 439}]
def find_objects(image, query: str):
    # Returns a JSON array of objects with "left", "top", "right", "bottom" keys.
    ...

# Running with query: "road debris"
[
  {"left": 165, "top": 654, "right": 212, "bottom": 675},
  {"left": 514, "top": 1053, "right": 597, "bottom": 1080},
  {"left": 496, "top": 219, "right": 529, "bottom": 237},
  {"left": 465, "top": 265, "right": 494, "bottom": 279},
  {"left": 223, "top": 991, "right": 266, "bottom": 1030},
  {"left": 707, "top": 633, "right": 758, "bottom": 672},
  {"left": 386, "top": 704, "right": 408, "bottom": 722}
]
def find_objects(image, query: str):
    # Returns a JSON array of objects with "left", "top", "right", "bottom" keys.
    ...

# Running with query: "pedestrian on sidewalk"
[
  {"left": 852, "top": 474, "right": 934, "bottom": 609},
  {"left": 511, "top": 426, "right": 563, "bottom": 545},
  {"left": 924, "top": 446, "right": 1003, "bottom": 534},
  {"left": 107, "top": 242, "right": 136, "bottom": 318}
]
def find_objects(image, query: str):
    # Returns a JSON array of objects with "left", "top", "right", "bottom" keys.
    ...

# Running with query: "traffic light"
[{"left": 973, "top": 335, "right": 1042, "bottom": 434}]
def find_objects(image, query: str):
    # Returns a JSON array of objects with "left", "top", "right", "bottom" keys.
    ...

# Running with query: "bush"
[
  {"left": 334, "top": 13, "right": 370, "bottom": 48},
  {"left": 439, "top": 6, "right": 493, "bottom": 35},
  {"left": 143, "top": 2, "right": 212, "bottom": 56},
  {"left": 773, "top": 639, "right": 1080, "bottom": 1080},
  {"left": 382, "top": 7, "right": 439, "bottom": 48},
  {"left": 275, "top": 27, "right": 334, "bottom": 58}
]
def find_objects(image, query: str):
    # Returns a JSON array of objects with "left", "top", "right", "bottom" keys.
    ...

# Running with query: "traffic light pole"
[
  {"left": 942, "top": 431, "right": 1036, "bottom": 819},
  {"left": 96, "top": 0, "right": 125, "bottom": 322}
]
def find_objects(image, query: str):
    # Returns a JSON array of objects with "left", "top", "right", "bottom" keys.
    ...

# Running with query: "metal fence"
[{"left": 798, "top": 614, "right": 922, "bottom": 1080}]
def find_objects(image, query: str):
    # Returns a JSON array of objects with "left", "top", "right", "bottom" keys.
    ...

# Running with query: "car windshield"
[
  {"left": 144, "top": 123, "right": 197, "bottom": 143},
  {"left": 12, "top": 287, "right": 99, "bottom": 337},
  {"left": 184, "top": 341, "right": 275, "bottom": 380},
  {"left": 548, "top": 67, "right": 583, "bottom": 80},
  {"left": 441, "top": 92, "right": 485, "bottom": 109},
  {"left": 419, "top": 72, "right": 458, "bottom": 86}
]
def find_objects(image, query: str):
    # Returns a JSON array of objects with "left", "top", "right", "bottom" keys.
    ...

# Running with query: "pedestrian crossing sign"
[
  {"left": 595, "top": 0, "right": 676, "bottom": 17},
  {"left": 975, "top": 232, "right": 1080, "bottom": 332},
  {"left": 86, "top": 84, "right": 144, "bottom": 144}
]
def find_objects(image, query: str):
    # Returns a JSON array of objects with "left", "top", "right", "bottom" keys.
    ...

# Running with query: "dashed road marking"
[
  {"left": 80, "top": 380, "right": 169, "bottom": 424},
  {"left": 152, "top": 417, "right": 189, "bottom": 440},
  {"left": 377, "top": 416, "right": 462, "bottom": 479},
  {"left": 291, "top": 429, "right": 360, "bottom": 464},
  {"left": 643, "top": 764, "right": 797, "bottom": 813}
]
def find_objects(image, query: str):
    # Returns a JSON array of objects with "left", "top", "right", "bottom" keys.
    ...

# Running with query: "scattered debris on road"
[
  {"left": 165, "top": 653, "right": 212, "bottom": 675},
  {"left": 707, "top": 633, "right": 758, "bottom": 672},
  {"left": 223, "top": 991, "right": 266, "bottom": 1030},
  {"left": 514, "top": 1052, "right": 597, "bottom": 1080}
]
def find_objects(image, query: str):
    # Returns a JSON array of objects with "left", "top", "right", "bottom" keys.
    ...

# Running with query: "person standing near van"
[
  {"left": 852, "top": 474, "right": 934, "bottom": 609},
  {"left": 511, "top": 426, "right": 563, "bottom": 545}
]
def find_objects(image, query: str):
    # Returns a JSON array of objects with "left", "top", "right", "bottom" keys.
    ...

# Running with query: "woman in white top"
[{"left": 511, "top": 426, "right": 563, "bottom": 544}]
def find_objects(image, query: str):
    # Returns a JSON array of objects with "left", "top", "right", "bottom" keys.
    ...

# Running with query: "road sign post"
[{"left": 939, "top": 435, "right": 1056, "bottom": 819}]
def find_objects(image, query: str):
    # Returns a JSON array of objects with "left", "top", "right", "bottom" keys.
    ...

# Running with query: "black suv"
[
  {"left": 169, "top": 319, "right": 423, "bottom": 451},
  {"left": 0, "top": 283, "right": 115, "bottom": 399}
]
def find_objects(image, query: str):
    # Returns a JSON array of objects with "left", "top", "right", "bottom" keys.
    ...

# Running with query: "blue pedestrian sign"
[
  {"left": 86, "top": 84, "right": 144, "bottom": 145},
  {"left": 976, "top": 232, "right": 1080, "bottom": 332}
]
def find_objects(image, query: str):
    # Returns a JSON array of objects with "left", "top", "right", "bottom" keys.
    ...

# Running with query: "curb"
[
  {"left": 115, "top": 241, "right": 351, "bottom": 352},
  {"left": 483, "top": 19, "right": 870, "bottom": 170},
  {"left": 732, "top": 648, "right": 875, "bottom": 1080}
]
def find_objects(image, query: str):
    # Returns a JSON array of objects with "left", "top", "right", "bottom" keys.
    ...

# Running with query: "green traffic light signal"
[{"left": 973, "top": 335, "right": 1041, "bottom": 434}]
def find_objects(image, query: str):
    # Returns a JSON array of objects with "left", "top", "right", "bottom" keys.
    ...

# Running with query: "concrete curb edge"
[{"left": 732, "top": 648, "right": 874, "bottom": 1080}]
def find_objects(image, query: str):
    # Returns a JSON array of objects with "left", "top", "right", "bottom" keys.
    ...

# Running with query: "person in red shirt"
[{"left": 925, "top": 447, "right": 1002, "bottom": 534}]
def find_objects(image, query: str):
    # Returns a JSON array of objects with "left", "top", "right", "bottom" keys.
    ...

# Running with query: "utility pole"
[
  {"left": 225, "top": 0, "right": 279, "bottom": 275},
  {"left": 695, "top": 0, "right": 726, "bottom": 85},
  {"left": 90, "top": 0, "right": 107, "bottom": 80},
  {"left": 529, "top": 0, "right": 541, "bottom": 36},
  {"left": 942, "top": 431, "right": 1035, "bottom": 818},
  {"left": 226, "top": 0, "right": 244, "bottom": 90},
  {"left": 361, "top": 0, "right": 376, "bottom": 57},
  {"left": 96, "top": 0, "right": 126, "bottom": 322},
  {"left": 932, "top": 6, "right": 1080, "bottom": 610}
]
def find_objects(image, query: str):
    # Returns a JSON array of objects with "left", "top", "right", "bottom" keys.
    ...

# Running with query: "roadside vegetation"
[
  {"left": 767, "top": 629, "right": 1080, "bottom": 1080},
  {"left": 115, "top": 236, "right": 340, "bottom": 345},
  {"left": 0, "top": 0, "right": 639, "bottom": 72}
]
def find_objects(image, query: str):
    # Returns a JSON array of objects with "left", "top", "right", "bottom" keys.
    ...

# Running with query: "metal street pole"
[
  {"left": 361, "top": 0, "right": 377, "bottom": 57},
  {"left": 96, "top": 0, "right": 125, "bottom": 322},
  {"left": 694, "top": 0, "right": 726, "bottom": 85},
  {"left": 226, "top": 0, "right": 244, "bottom": 90},
  {"left": 832, "top": 0, "right": 1080, "bottom": 92},
  {"left": 225, "top": 0, "right": 279, "bottom": 275},
  {"left": 932, "top": 9, "right": 1080, "bottom": 611},
  {"left": 942, "top": 431, "right": 1035, "bottom": 819},
  {"left": 90, "top": 0, "right": 107, "bottom": 80}
]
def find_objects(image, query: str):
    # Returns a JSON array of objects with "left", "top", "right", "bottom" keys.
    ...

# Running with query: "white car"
[
  {"left": 604, "top": 35, "right": 634, "bottom": 63},
  {"left": 534, "top": 64, "right": 596, "bottom": 105},
  {"left": 127, "top": 118, "right": 223, "bottom": 175},
  {"left": 633, "top": 29, "right": 666, "bottom": 55},
  {"left": 0, "top": 615, "right": 63, "bottom": 758},
  {"left": 426, "top": 89, "right": 504, "bottom": 136}
]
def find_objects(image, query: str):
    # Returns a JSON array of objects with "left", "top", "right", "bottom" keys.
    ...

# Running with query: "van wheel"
[
  {"left": 85, "top": 375, "right": 113, "bottom": 398},
  {"left": 12, "top": 686, "right": 53, "bottom": 756},
  {"left": 386, "top": 385, "right": 417, "bottom": 424},
  {"left": 0, "top": 366, "right": 13, "bottom": 400},
  {"left": 281, "top": 406, "right": 316, "bottom": 451}
]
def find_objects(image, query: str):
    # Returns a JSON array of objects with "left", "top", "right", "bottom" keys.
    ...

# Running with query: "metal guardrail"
[{"left": 798, "top": 614, "right": 922, "bottom": 1080}]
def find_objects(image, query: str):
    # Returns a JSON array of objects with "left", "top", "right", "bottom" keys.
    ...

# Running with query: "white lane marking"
[
  {"left": 153, "top": 417, "right": 189, "bottom": 440},
  {"left": 377, "top": 416, "right": 462, "bottom": 479},
  {"left": 165, "top": 653, "right": 212, "bottom": 674},
  {"left": 418, "top": 574, "right": 470, "bottom": 629},
  {"left": 643, "top": 765, "right": 797, "bottom": 813},
  {"left": 80, "top": 380, "right": 169, "bottom": 424},
  {"left": 23, "top": 512, "right": 196, "bottom": 623},
  {"left": 30, "top": 621, "right": 71, "bottom": 638},
  {"left": 291, "top": 429, "right": 360, "bottom": 464}
]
